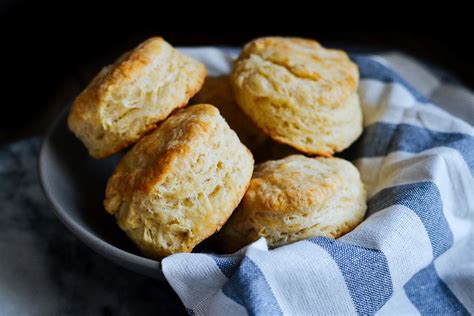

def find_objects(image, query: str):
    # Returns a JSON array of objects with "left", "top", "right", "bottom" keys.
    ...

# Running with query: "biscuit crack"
[{"left": 257, "top": 55, "right": 321, "bottom": 82}]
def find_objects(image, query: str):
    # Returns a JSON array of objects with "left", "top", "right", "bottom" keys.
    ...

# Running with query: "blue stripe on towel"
[
  {"left": 404, "top": 263, "right": 469, "bottom": 315},
  {"left": 222, "top": 257, "right": 283, "bottom": 316},
  {"left": 308, "top": 237, "right": 393, "bottom": 315},
  {"left": 346, "top": 122, "right": 474, "bottom": 173},
  {"left": 351, "top": 54, "right": 428, "bottom": 103},
  {"left": 208, "top": 254, "right": 241, "bottom": 278},
  {"left": 368, "top": 182, "right": 453, "bottom": 258}
]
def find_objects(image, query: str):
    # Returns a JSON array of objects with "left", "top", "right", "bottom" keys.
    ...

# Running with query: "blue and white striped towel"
[{"left": 163, "top": 48, "right": 474, "bottom": 315}]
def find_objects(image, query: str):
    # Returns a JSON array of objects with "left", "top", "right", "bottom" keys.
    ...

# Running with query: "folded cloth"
[{"left": 163, "top": 49, "right": 474, "bottom": 315}]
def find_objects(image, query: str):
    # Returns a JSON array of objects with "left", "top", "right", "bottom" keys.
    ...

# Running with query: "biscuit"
[
  {"left": 104, "top": 104, "right": 254, "bottom": 259},
  {"left": 68, "top": 37, "right": 207, "bottom": 159},
  {"left": 231, "top": 37, "right": 362, "bottom": 156},
  {"left": 192, "top": 75, "right": 298, "bottom": 163},
  {"left": 192, "top": 75, "right": 267, "bottom": 154},
  {"left": 219, "top": 155, "right": 366, "bottom": 251}
]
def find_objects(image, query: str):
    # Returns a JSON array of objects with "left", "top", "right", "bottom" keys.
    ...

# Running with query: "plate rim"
[{"left": 38, "top": 107, "right": 165, "bottom": 279}]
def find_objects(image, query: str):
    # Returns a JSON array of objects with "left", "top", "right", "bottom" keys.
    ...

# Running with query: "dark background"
[{"left": 1, "top": 2, "right": 473, "bottom": 144}]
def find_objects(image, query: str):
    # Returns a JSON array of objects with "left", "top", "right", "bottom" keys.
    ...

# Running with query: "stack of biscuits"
[{"left": 68, "top": 36, "right": 367, "bottom": 259}]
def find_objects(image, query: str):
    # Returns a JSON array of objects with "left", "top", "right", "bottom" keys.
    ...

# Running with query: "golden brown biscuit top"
[
  {"left": 68, "top": 36, "right": 207, "bottom": 159},
  {"left": 236, "top": 37, "right": 359, "bottom": 106},
  {"left": 243, "top": 155, "right": 351, "bottom": 216},
  {"left": 104, "top": 104, "right": 220, "bottom": 214},
  {"left": 94, "top": 37, "right": 167, "bottom": 96},
  {"left": 75, "top": 37, "right": 179, "bottom": 126}
]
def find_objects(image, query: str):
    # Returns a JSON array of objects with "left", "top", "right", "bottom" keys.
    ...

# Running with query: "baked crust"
[
  {"left": 219, "top": 155, "right": 367, "bottom": 251},
  {"left": 68, "top": 37, "right": 207, "bottom": 159},
  {"left": 104, "top": 104, "right": 254, "bottom": 259},
  {"left": 231, "top": 37, "right": 361, "bottom": 156}
]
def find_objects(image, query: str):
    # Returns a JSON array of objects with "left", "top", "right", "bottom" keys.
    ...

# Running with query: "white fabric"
[{"left": 163, "top": 49, "right": 474, "bottom": 315}]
